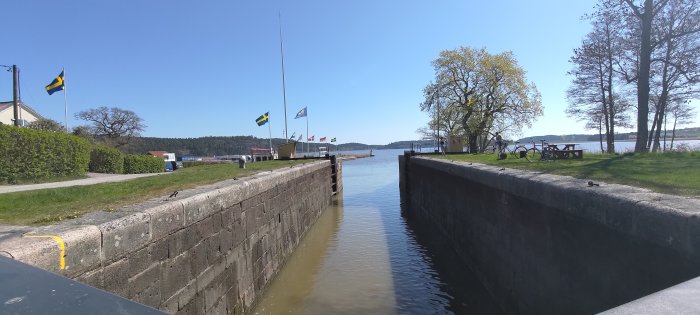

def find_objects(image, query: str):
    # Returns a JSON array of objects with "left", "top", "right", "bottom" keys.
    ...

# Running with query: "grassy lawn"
[
  {"left": 0, "top": 160, "right": 312, "bottom": 226},
  {"left": 431, "top": 151, "right": 700, "bottom": 197}
]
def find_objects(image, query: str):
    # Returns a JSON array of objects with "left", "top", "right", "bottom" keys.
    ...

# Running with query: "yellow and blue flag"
[
  {"left": 45, "top": 71, "right": 65, "bottom": 95},
  {"left": 256, "top": 112, "right": 269, "bottom": 126},
  {"left": 294, "top": 107, "right": 307, "bottom": 119}
]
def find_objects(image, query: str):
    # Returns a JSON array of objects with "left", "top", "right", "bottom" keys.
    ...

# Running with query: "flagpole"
[
  {"left": 305, "top": 112, "right": 309, "bottom": 153},
  {"left": 279, "top": 13, "right": 289, "bottom": 143},
  {"left": 63, "top": 67, "right": 68, "bottom": 131},
  {"left": 267, "top": 110, "right": 273, "bottom": 154}
]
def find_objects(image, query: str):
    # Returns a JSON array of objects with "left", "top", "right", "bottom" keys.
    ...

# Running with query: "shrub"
[
  {"left": 0, "top": 124, "right": 90, "bottom": 183},
  {"left": 89, "top": 146, "right": 124, "bottom": 174},
  {"left": 124, "top": 154, "right": 164, "bottom": 174}
]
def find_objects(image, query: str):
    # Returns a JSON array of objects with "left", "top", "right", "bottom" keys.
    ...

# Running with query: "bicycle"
[
  {"left": 496, "top": 141, "right": 530, "bottom": 160},
  {"left": 521, "top": 139, "right": 558, "bottom": 162}
]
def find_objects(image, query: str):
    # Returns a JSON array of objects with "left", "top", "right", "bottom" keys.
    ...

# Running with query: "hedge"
[
  {"left": 0, "top": 125, "right": 90, "bottom": 183},
  {"left": 124, "top": 154, "right": 164, "bottom": 174},
  {"left": 89, "top": 145, "right": 124, "bottom": 174}
]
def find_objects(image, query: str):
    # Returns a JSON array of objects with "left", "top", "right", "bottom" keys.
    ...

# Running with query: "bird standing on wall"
[{"left": 165, "top": 191, "right": 179, "bottom": 201}]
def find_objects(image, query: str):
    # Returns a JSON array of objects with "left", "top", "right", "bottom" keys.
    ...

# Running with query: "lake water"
[
  {"left": 252, "top": 149, "right": 500, "bottom": 314},
  {"left": 414, "top": 139, "right": 700, "bottom": 154}
]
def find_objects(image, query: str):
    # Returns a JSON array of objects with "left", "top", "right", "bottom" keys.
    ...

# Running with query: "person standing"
[{"left": 495, "top": 132, "right": 503, "bottom": 153}]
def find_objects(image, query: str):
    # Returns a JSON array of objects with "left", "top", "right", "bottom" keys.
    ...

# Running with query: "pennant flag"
[
  {"left": 308, "top": 135, "right": 314, "bottom": 141},
  {"left": 330, "top": 138, "right": 336, "bottom": 142},
  {"left": 256, "top": 112, "right": 269, "bottom": 126},
  {"left": 45, "top": 71, "right": 65, "bottom": 95},
  {"left": 294, "top": 107, "right": 307, "bottom": 119},
  {"left": 297, "top": 133, "right": 303, "bottom": 141},
  {"left": 289, "top": 131, "right": 296, "bottom": 140},
  {"left": 320, "top": 137, "right": 327, "bottom": 142}
]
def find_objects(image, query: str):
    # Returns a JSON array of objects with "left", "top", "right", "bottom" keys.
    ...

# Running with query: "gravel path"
[{"left": 0, "top": 172, "right": 169, "bottom": 194}]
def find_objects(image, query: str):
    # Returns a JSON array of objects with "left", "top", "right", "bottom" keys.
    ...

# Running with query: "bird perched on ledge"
[
  {"left": 164, "top": 191, "right": 179, "bottom": 201},
  {"left": 587, "top": 181, "right": 600, "bottom": 187}
]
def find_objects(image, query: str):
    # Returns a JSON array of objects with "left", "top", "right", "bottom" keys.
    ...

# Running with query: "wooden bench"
[{"left": 551, "top": 149, "right": 583, "bottom": 159}]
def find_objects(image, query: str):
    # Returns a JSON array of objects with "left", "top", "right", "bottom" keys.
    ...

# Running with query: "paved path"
[{"left": 0, "top": 172, "right": 169, "bottom": 194}]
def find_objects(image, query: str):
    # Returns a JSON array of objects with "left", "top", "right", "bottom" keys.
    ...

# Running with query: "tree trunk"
[
  {"left": 663, "top": 113, "right": 667, "bottom": 151},
  {"left": 599, "top": 120, "right": 604, "bottom": 152},
  {"left": 634, "top": 0, "right": 653, "bottom": 153},
  {"left": 648, "top": 109, "right": 659, "bottom": 150},
  {"left": 670, "top": 116, "right": 677, "bottom": 150},
  {"left": 468, "top": 134, "right": 479, "bottom": 153}
]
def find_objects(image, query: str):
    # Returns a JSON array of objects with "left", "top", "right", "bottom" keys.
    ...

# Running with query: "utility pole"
[{"left": 12, "top": 65, "right": 19, "bottom": 126}]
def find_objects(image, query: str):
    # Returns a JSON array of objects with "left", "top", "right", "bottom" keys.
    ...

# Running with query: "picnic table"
[{"left": 546, "top": 143, "right": 583, "bottom": 159}]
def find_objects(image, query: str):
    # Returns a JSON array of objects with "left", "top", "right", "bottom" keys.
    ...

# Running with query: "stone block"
[
  {"left": 183, "top": 192, "right": 222, "bottom": 226},
  {"left": 145, "top": 201, "right": 184, "bottom": 240},
  {"left": 190, "top": 240, "right": 209, "bottom": 277},
  {"left": 207, "top": 233, "right": 222, "bottom": 263},
  {"left": 219, "top": 227, "right": 233, "bottom": 254},
  {"left": 160, "top": 251, "right": 193, "bottom": 300},
  {"left": 196, "top": 216, "right": 214, "bottom": 244},
  {"left": 168, "top": 229, "right": 187, "bottom": 258},
  {"left": 132, "top": 282, "right": 161, "bottom": 309},
  {"left": 128, "top": 262, "right": 161, "bottom": 298},
  {"left": 243, "top": 209, "right": 256, "bottom": 237},
  {"left": 180, "top": 292, "right": 205, "bottom": 315},
  {"left": 211, "top": 212, "right": 223, "bottom": 235},
  {"left": 127, "top": 246, "right": 151, "bottom": 278},
  {"left": 149, "top": 237, "right": 169, "bottom": 262},
  {"left": 52, "top": 225, "right": 102, "bottom": 278},
  {"left": 176, "top": 278, "right": 198, "bottom": 311},
  {"left": 99, "top": 212, "right": 151, "bottom": 262},
  {"left": 103, "top": 258, "right": 129, "bottom": 297},
  {"left": 207, "top": 298, "right": 228, "bottom": 315},
  {"left": 75, "top": 267, "right": 103, "bottom": 289},
  {"left": 161, "top": 292, "right": 180, "bottom": 314},
  {"left": 1, "top": 225, "right": 102, "bottom": 277}
]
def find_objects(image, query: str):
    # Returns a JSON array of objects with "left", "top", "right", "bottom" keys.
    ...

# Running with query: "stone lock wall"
[
  {"left": 399, "top": 155, "right": 700, "bottom": 315},
  {"left": 0, "top": 160, "right": 338, "bottom": 314}
]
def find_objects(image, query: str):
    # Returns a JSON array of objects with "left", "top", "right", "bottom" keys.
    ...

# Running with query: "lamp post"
[
  {"left": 427, "top": 84, "right": 442, "bottom": 153},
  {"left": 0, "top": 65, "right": 18, "bottom": 126}
]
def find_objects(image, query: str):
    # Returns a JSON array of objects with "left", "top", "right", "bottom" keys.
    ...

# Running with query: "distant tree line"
[{"left": 567, "top": 0, "right": 700, "bottom": 153}]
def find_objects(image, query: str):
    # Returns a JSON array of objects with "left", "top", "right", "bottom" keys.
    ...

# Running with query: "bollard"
[{"left": 238, "top": 157, "right": 246, "bottom": 169}]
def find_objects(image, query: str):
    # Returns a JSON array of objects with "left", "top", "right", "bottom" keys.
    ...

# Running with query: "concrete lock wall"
[
  {"left": 399, "top": 154, "right": 700, "bottom": 315},
  {"left": 0, "top": 160, "right": 339, "bottom": 314}
]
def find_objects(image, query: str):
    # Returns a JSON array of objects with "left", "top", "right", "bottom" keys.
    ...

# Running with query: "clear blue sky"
[{"left": 4, "top": 0, "right": 683, "bottom": 145}]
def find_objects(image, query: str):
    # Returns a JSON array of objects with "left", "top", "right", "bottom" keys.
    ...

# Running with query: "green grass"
[
  {"left": 0, "top": 160, "right": 311, "bottom": 226},
  {"left": 431, "top": 151, "right": 700, "bottom": 197}
]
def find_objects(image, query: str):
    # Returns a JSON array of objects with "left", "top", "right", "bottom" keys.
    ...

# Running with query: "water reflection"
[{"left": 252, "top": 149, "right": 498, "bottom": 314}]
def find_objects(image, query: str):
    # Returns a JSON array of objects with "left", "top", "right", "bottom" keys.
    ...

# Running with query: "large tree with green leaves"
[{"left": 420, "top": 47, "right": 542, "bottom": 152}]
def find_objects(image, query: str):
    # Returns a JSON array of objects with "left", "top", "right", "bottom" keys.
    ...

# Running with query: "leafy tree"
[
  {"left": 646, "top": 0, "right": 700, "bottom": 151},
  {"left": 615, "top": 0, "right": 700, "bottom": 152},
  {"left": 26, "top": 118, "right": 66, "bottom": 132},
  {"left": 567, "top": 2, "right": 633, "bottom": 153},
  {"left": 75, "top": 107, "right": 146, "bottom": 147},
  {"left": 420, "top": 47, "right": 542, "bottom": 153}
]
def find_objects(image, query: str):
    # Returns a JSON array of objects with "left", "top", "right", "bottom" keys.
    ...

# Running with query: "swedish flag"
[
  {"left": 256, "top": 112, "right": 269, "bottom": 126},
  {"left": 45, "top": 71, "right": 65, "bottom": 95}
]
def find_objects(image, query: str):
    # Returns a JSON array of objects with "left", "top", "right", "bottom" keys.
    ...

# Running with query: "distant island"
[
  {"left": 517, "top": 127, "right": 700, "bottom": 143},
  {"left": 120, "top": 127, "right": 700, "bottom": 157}
]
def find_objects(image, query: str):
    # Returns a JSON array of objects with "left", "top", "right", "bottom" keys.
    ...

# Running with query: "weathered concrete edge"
[
  {"left": 598, "top": 275, "right": 700, "bottom": 314},
  {"left": 0, "top": 160, "right": 330, "bottom": 277},
  {"left": 411, "top": 156, "right": 700, "bottom": 258}
]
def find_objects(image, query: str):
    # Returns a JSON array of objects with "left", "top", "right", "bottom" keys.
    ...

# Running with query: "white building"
[{"left": 0, "top": 101, "right": 44, "bottom": 126}]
